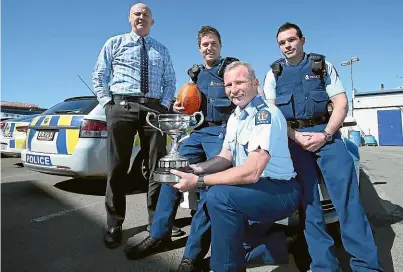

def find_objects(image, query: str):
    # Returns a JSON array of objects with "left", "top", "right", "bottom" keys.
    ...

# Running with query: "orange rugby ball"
[{"left": 177, "top": 82, "right": 202, "bottom": 115}]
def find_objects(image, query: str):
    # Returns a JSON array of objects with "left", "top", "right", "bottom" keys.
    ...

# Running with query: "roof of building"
[
  {"left": 355, "top": 88, "right": 403, "bottom": 97},
  {"left": 0, "top": 101, "right": 40, "bottom": 108}
]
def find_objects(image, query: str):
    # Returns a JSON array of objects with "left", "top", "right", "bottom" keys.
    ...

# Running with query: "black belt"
[
  {"left": 112, "top": 95, "right": 160, "bottom": 104},
  {"left": 287, "top": 117, "right": 328, "bottom": 129},
  {"left": 195, "top": 120, "right": 225, "bottom": 130}
]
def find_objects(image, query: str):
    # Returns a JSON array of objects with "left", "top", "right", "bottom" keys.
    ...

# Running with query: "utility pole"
[{"left": 341, "top": 57, "right": 360, "bottom": 117}]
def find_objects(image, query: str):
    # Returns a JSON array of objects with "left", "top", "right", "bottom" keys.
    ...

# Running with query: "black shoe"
[
  {"left": 177, "top": 258, "right": 197, "bottom": 272},
  {"left": 171, "top": 226, "right": 185, "bottom": 237},
  {"left": 147, "top": 224, "right": 185, "bottom": 237},
  {"left": 124, "top": 236, "right": 172, "bottom": 260},
  {"left": 103, "top": 226, "right": 122, "bottom": 248}
]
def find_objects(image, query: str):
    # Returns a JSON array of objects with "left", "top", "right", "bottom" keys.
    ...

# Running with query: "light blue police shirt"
[
  {"left": 263, "top": 54, "right": 345, "bottom": 100},
  {"left": 223, "top": 95, "right": 296, "bottom": 180}
]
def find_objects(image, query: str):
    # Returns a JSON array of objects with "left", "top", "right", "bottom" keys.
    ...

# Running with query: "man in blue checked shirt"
[{"left": 92, "top": 2, "right": 179, "bottom": 249}]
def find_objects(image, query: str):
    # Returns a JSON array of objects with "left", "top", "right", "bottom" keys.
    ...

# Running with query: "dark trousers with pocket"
[{"left": 105, "top": 98, "right": 167, "bottom": 227}]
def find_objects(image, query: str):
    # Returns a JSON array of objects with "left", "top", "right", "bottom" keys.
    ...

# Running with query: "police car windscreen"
[{"left": 42, "top": 98, "right": 98, "bottom": 115}]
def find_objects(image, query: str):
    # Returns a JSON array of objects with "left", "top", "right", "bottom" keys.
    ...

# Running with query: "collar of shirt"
[
  {"left": 285, "top": 52, "right": 308, "bottom": 66},
  {"left": 202, "top": 57, "right": 223, "bottom": 70},
  {"left": 129, "top": 32, "right": 151, "bottom": 44},
  {"left": 233, "top": 95, "right": 263, "bottom": 120}
]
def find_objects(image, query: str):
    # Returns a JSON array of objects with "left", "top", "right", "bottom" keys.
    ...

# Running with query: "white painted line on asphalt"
[
  {"left": 1, "top": 173, "right": 39, "bottom": 180},
  {"left": 32, "top": 202, "right": 101, "bottom": 222},
  {"left": 361, "top": 149, "right": 403, "bottom": 158}
]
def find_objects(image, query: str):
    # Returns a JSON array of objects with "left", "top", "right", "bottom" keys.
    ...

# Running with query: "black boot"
[
  {"left": 124, "top": 236, "right": 172, "bottom": 260},
  {"left": 103, "top": 226, "right": 122, "bottom": 248}
]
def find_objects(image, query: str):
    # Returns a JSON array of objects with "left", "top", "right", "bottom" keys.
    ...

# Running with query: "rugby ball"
[{"left": 177, "top": 83, "right": 202, "bottom": 115}]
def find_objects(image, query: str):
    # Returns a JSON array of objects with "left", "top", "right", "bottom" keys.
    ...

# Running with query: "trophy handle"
[
  {"left": 190, "top": 111, "right": 204, "bottom": 129},
  {"left": 146, "top": 112, "right": 163, "bottom": 135}
]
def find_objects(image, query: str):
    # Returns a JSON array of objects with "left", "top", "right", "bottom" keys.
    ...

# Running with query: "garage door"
[{"left": 377, "top": 109, "right": 403, "bottom": 146}]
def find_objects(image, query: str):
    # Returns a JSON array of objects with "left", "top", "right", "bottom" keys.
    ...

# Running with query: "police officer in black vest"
[
  {"left": 264, "top": 22, "right": 382, "bottom": 271},
  {"left": 124, "top": 26, "right": 238, "bottom": 272}
]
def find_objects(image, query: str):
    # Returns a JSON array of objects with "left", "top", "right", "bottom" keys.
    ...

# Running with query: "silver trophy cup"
[{"left": 146, "top": 112, "right": 204, "bottom": 183}]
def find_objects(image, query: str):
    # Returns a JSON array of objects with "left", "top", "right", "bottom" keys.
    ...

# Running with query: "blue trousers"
[
  {"left": 243, "top": 221, "right": 289, "bottom": 265},
  {"left": 205, "top": 178, "right": 301, "bottom": 272},
  {"left": 290, "top": 124, "right": 382, "bottom": 271},
  {"left": 150, "top": 126, "right": 223, "bottom": 260}
]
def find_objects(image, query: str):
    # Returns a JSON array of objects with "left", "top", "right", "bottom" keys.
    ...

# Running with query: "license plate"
[
  {"left": 25, "top": 154, "right": 52, "bottom": 166},
  {"left": 37, "top": 130, "right": 56, "bottom": 141}
]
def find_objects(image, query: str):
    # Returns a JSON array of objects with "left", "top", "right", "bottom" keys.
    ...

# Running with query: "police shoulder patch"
[{"left": 255, "top": 110, "right": 271, "bottom": 125}]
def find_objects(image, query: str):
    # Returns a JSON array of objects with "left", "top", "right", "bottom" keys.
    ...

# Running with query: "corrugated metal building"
[
  {"left": 0, "top": 101, "right": 46, "bottom": 118},
  {"left": 353, "top": 89, "right": 403, "bottom": 146}
]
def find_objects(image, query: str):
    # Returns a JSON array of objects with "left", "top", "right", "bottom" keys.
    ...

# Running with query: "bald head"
[
  {"left": 130, "top": 3, "right": 152, "bottom": 16},
  {"left": 128, "top": 3, "right": 154, "bottom": 37}
]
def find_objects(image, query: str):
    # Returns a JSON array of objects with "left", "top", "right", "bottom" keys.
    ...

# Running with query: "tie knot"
[{"left": 140, "top": 37, "right": 146, "bottom": 45}]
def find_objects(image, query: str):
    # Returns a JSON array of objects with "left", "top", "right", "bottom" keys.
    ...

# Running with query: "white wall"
[
  {"left": 352, "top": 93, "right": 403, "bottom": 145},
  {"left": 354, "top": 93, "right": 403, "bottom": 109}
]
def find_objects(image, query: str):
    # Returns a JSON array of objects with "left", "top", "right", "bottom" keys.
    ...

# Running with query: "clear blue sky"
[{"left": 2, "top": 0, "right": 403, "bottom": 108}]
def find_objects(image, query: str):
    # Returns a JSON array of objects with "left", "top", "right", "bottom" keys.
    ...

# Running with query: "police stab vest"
[
  {"left": 271, "top": 53, "right": 329, "bottom": 120},
  {"left": 196, "top": 58, "right": 235, "bottom": 122}
]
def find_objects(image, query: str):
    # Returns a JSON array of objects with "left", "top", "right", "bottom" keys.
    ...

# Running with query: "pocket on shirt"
[
  {"left": 275, "top": 93, "right": 294, "bottom": 119},
  {"left": 238, "top": 132, "right": 250, "bottom": 154},
  {"left": 150, "top": 56, "right": 163, "bottom": 67},
  {"left": 309, "top": 91, "right": 329, "bottom": 118},
  {"left": 225, "top": 132, "right": 236, "bottom": 151}
]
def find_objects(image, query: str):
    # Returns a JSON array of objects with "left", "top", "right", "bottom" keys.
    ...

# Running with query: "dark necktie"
[{"left": 140, "top": 38, "right": 149, "bottom": 95}]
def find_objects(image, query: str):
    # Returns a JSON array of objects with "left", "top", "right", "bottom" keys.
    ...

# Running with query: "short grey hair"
[{"left": 224, "top": 61, "right": 257, "bottom": 79}]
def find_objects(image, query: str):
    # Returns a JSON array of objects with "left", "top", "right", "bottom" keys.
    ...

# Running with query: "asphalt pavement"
[{"left": 1, "top": 146, "right": 403, "bottom": 271}]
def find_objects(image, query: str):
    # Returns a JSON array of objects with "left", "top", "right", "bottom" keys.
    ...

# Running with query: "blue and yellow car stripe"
[
  {"left": 3, "top": 121, "right": 30, "bottom": 138},
  {"left": 9, "top": 139, "right": 24, "bottom": 149},
  {"left": 27, "top": 116, "right": 45, "bottom": 150},
  {"left": 27, "top": 115, "right": 84, "bottom": 155}
]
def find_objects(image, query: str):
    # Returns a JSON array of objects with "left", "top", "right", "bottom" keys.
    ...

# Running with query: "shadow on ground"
[
  {"left": 1, "top": 180, "right": 174, "bottom": 272},
  {"left": 54, "top": 177, "right": 147, "bottom": 196},
  {"left": 250, "top": 168, "right": 403, "bottom": 272},
  {"left": 359, "top": 168, "right": 403, "bottom": 272}
]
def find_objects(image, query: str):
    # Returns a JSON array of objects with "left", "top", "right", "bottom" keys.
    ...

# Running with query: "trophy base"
[{"left": 154, "top": 167, "right": 193, "bottom": 184}]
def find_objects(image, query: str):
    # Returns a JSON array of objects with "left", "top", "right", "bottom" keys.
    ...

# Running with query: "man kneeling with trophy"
[{"left": 170, "top": 61, "right": 302, "bottom": 272}]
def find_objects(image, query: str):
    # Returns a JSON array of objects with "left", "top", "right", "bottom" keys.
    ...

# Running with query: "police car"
[
  {"left": 21, "top": 96, "right": 144, "bottom": 179},
  {"left": 1, "top": 115, "right": 38, "bottom": 157}
]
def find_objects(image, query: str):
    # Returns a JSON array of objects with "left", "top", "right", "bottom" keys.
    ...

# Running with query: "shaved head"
[
  {"left": 129, "top": 3, "right": 152, "bottom": 16},
  {"left": 128, "top": 3, "right": 154, "bottom": 37}
]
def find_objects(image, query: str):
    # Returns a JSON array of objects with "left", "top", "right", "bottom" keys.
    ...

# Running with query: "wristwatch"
[
  {"left": 321, "top": 130, "right": 333, "bottom": 142},
  {"left": 196, "top": 176, "right": 205, "bottom": 189}
]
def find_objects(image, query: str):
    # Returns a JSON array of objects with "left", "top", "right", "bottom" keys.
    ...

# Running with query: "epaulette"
[
  {"left": 270, "top": 58, "right": 285, "bottom": 67},
  {"left": 217, "top": 57, "right": 240, "bottom": 78},
  {"left": 307, "top": 53, "right": 326, "bottom": 60},
  {"left": 308, "top": 53, "right": 327, "bottom": 77},
  {"left": 251, "top": 95, "right": 269, "bottom": 111},
  {"left": 187, "top": 64, "right": 202, "bottom": 83},
  {"left": 270, "top": 58, "right": 285, "bottom": 78}
]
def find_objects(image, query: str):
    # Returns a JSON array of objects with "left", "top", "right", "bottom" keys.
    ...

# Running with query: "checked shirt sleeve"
[{"left": 92, "top": 38, "right": 114, "bottom": 107}]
